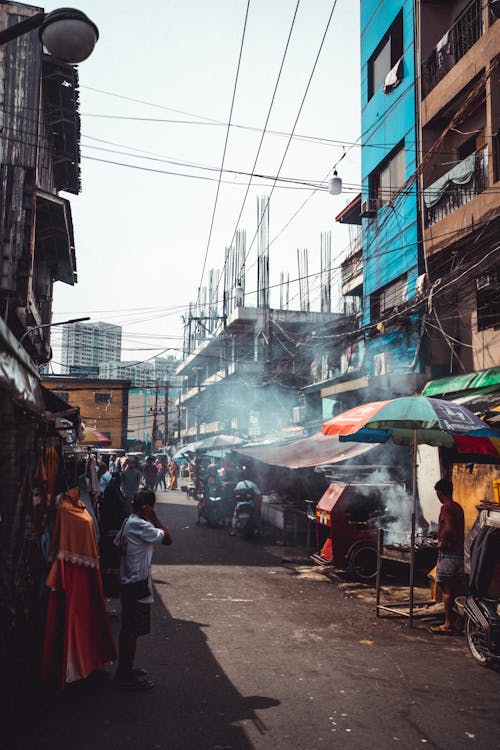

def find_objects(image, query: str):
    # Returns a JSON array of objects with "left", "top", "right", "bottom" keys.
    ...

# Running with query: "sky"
[{"left": 44, "top": 0, "right": 361, "bottom": 369}]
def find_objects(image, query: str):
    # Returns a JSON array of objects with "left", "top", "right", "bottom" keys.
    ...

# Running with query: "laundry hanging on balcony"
[
  {"left": 423, "top": 151, "right": 478, "bottom": 208},
  {"left": 436, "top": 30, "right": 451, "bottom": 66},
  {"left": 383, "top": 56, "right": 403, "bottom": 93}
]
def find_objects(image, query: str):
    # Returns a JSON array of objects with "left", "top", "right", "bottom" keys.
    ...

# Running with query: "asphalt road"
[{"left": 7, "top": 491, "right": 500, "bottom": 750}]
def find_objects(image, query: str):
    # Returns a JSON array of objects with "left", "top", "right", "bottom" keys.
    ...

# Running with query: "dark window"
[
  {"left": 476, "top": 267, "right": 500, "bottom": 331},
  {"left": 494, "top": 130, "right": 500, "bottom": 183},
  {"left": 95, "top": 393, "right": 112, "bottom": 404},
  {"left": 370, "top": 143, "right": 406, "bottom": 203},
  {"left": 368, "top": 12, "right": 403, "bottom": 99},
  {"left": 58, "top": 392, "right": 70, "bottom": 402},
  {"left": 457, "top": 135, "right": 477, "bottom": 160},
  {"left": 458, "top": 131, "right": 484, "bottom": 161},
  {"left": 371, "top": 274, "right": 407, "bottom": 321}
]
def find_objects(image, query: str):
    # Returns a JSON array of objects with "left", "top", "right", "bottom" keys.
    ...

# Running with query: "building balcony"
[
  {"left": 424, "top": 148, "right": 488, "bottom": 227},
  {"left": 341, "top": 244, "right": 363, "bottom": 297},
  {"left": 421, "top": 0, "right": 483, "bottom": 99}
]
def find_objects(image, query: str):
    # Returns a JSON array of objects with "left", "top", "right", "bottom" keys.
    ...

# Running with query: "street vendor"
[{"left": 430, "top": 478, "right": 465, "bottom": 635}]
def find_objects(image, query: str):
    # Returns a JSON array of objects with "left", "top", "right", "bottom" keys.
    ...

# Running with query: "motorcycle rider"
[
  {"left": 230, "top": 478, "right": 262, "bottom": 538},
  {"left": 197, "top": 464, "right": 223, "bottom": 525}
]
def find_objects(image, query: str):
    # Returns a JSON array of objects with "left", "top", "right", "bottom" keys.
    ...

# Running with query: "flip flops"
[{"left": 429, "top": 625, "right": 454, "bottom": 635}]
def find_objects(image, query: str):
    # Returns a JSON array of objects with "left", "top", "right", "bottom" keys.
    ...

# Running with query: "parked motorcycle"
[
  {"left": 464, "top": 524, "right": 500, "bottom": 667},
  {"left": 464, "top": 596, "right": 500, "bottom": 666}
]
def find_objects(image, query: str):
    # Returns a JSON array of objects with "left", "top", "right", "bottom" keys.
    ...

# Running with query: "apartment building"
[
  {"left": 419, "top": 0, "right": 500, "bottom": 374},
  {"left": 61, "top": 321, "right": 122, "bottom": 375},
  {"left": 177, "top": 306, "right": 349, "bottom": 441},
  {"left": 99, "top": 356, "right": 177, "bottom": 389},
  {"left": 306, "top": 0, "right": 427, "bottom": 423}
]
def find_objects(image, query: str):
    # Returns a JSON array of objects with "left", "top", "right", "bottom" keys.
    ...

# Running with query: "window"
[
  {"left": 368, "top": 12, "right": 403, "bottom": 99},
  {"left": 371, "top": 274, "right": 407, "bottom": 321},
  {"left": 371, "top": 144, "right": 406, "bottom": 203},
  {"left": 58, "top": 392, "right": 69, "bottom": 402},
  {"left": 457, "top": 131, "right": 485, "bottom": 161},
  {"left": 95, "top": 393, "right": 112, "bottom": 404},
  {"left": 476, "top": 267, "right": 500, "bottom": 331}
]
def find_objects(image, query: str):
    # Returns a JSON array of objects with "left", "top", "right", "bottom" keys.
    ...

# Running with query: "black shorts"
[{"left": 120, "top": 596, "right": 151, "bottom": 637}]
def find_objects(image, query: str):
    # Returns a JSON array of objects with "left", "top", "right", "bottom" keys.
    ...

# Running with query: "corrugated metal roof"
[{"left": 422, "top": 367, "right": 500, "bottom": 397}]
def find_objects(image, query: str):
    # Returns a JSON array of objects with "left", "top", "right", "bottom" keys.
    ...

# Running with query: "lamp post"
[
  {"left": 0, "top": 7, "right": 99, "bottom": 63},
  {"left": 19, "top": 316, "right": 90, "bottom": 344}
]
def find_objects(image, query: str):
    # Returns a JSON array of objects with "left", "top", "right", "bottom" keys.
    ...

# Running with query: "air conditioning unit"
[
  {"left": 292, "top": 405, "right": 306, "bottom": 424},
  {"left": 360, "top": 197, "right": 381, "bottom": 217},
  {"left": 373, "top": 351, "right": 393, "bottom": 376}
]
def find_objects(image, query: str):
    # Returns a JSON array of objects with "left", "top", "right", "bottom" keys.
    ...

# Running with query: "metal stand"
[{"left": 375, "top": 528, "right": 437, "bottom": 627}]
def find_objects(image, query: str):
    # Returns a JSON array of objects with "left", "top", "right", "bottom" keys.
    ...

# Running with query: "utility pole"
[
  {"left": 164, "top": 382, "right": 169, "bottom": 447},
  {"left": 148, "top": 380, "right": 163, "bottom": 452}
]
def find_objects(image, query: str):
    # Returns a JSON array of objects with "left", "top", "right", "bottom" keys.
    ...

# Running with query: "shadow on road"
[{"left": 5, "top": 582, "right": 279, "bottom": 750}]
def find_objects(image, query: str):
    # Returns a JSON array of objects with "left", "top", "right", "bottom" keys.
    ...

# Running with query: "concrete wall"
[{"left": 43, "top": 379, "right": 129, "bottom": 448}]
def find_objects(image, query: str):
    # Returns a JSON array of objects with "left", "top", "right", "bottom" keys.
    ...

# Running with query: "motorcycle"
[
  {"left": 464, "top": 596, "right": 500, "bottom": 667},
  {"left": 463, "top": 524, "right": 500, "bottom": 667},
  {"left": 232, "top": 487, "right": 259, "bottom": 540},
  {"left": 199, "top": 494, "right": 225, "bottom": 528}
]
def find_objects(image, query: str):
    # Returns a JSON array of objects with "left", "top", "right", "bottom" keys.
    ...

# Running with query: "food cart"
[{"left": 313, "top": 481, "right": 399, "bottom": 581}]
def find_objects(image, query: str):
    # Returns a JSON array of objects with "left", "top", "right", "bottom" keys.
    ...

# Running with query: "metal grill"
[{"left": 421, "top": 0, "right": 483, "bottom": 98}]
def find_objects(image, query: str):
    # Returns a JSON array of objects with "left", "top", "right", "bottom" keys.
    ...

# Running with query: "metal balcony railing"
[
  {"left": 424, "top": 148, "right": 488, "bottom": 226},
  {"left": 421, "top": 0, "right": 483, "bottom": 98}
]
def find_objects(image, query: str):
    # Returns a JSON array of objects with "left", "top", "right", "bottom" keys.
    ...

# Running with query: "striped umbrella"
[{"left": 322, "top": 396, "right": 500, "bottom": 626}]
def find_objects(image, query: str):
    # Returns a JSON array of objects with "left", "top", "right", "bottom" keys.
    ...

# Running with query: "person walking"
[
  {"left": 85, "top": 450, "right": 100, "bottom": 511},
  {"left": 142, "top": 456, "right": 159, "bottom": 490},
  {"left": 430, "top": 478, "right": 465, "bottom": 635},
  {"left": 120, "top": 459, "right": 143, "bottom": 516},
  {"left": 168, "top": 459, "right": 179, "bottom": 491},
  {"left": 99, "top": 471, "right": 126, "bottom": 598},
  {"left": 156, "top": 459, "right": 167, "bottom": 491},
  {"left": 114, "top": 488, "right": 172, "bottom": 690}
]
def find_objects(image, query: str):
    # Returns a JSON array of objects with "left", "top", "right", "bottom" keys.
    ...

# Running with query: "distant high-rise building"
[
  {"left": 62, "top": 321, "right": 122, "bottom": 375},
  {"left": 99, "top": 360, "right": 154, "bottom": 388},
  {"left": 98, "top": 357, "right": 179, "bottom": 388}
]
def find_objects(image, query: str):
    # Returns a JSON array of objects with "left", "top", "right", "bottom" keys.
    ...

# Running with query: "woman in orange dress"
[{"left": 168, "top": 460, "right": 179, "bottom": 491}]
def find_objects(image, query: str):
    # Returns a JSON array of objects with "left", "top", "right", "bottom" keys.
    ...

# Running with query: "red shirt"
[{"left": 438, "top": 499, "right": 465, "bottom": 554}]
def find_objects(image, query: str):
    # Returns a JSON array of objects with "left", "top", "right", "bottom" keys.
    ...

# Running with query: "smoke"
[{"left": 346, "top": 463, "right": 430, "bottom": 546}]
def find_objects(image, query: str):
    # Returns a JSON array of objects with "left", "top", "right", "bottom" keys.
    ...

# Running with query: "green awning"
[{"left": 422, "top": 367, "right": 500, "bottom": 398}]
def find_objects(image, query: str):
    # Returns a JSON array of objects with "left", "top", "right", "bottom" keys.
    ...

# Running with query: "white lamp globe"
[{"left": 328, "top": 172, "right": 342, "bottom": 195}]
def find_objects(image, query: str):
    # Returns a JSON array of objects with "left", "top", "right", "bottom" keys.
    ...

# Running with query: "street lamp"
[
  {"left": 0, "top": 7, "right": 99, "bottom": 64},
  {"left": 19, "top": 316, "right": 90, "bottom": 344}
]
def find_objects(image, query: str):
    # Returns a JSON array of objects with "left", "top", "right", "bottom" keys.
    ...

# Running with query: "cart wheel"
[{"left": 349, "top": 543, "right": 378, "bottom": 582}]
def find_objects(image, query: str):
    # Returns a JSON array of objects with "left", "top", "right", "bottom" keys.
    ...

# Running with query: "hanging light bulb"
[{"left": 328, "top": 170, "right": 342, "bottom": 195}]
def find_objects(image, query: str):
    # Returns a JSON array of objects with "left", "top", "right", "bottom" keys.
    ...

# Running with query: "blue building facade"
[{"left": 360, "top": 0, "right": 424, "bottom": 378}]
